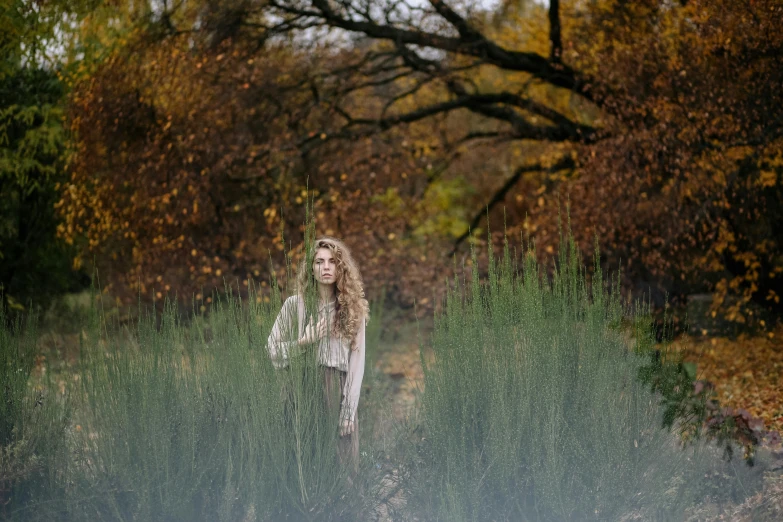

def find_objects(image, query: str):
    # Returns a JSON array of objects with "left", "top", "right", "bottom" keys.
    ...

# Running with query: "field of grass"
[
  {"left": 374, "top": 327, "right": 783, "bottom": 521},
  {"left": 3, "top": 239, "right": 783, "bottom": 521}
]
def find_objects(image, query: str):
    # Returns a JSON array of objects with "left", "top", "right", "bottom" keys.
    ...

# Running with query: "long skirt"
[{"left": 321, "top": 366, "right": 359, "bottom": 471}]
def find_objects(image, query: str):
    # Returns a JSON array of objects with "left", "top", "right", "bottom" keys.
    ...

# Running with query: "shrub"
[
  {"left": 400, "top": 234, "right": 768, "bottom": 521},
  {"left": 1, "top": 212, "right": 389, "bottom": 521},
  {"left": 46, "top": 281, "right": 384, "bottom": 522}
]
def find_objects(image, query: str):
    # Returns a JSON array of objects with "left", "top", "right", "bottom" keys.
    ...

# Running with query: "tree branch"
[
  {"left": 451, "top": 156, "right": 576, "bottom": 255},
  {"left": 428, "top": 0, "right": 483, "bottom": 42},
  {"left": 549, "top": 0, "right": 562, "bottom": 63},
  {"left": 306, "top": 91, "right": 599, "bottom": 150},
  {"left": 270, "top": 0, "right": 598, "bottom": 101}
]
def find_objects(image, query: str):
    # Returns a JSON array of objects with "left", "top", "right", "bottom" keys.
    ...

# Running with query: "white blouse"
[{"left": 266, "top": 294, "right": 366, "bottom": 424}]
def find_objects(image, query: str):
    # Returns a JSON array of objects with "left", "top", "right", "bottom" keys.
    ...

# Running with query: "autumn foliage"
[
  {"left": 560, "top": 0, "right": 783, "bottom": 324},
  {"left": 59, "top": 37, "right": 309, "bottom": 302},
  {"left": 53, "top": 0, "right": 783, "bottom": 329},
  {"left": 58, "top": 34, "right": 447, "bottom": 307}
]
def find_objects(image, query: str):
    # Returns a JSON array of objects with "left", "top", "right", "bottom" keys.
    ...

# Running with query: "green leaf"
[{"left": 682, "top": 361, "right": 697, "bottom": 380}]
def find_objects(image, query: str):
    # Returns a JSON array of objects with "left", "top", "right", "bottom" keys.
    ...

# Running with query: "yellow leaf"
[{"left": 758, "top": 170, "right": 777, "bottom": 187}]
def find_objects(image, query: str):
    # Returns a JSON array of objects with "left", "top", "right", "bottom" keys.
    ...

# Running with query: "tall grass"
[
  {"left": 8, "top": 294, "right": 388, "bottom": 521},
  {"left": 3, "top": 218, "right": 388, "bottom": 520},
  {"left": 1, "top": 227, "right": 774, "bottom": 521},
  {"left": 401, "top": 234, "right": 768, "bottom": 521},
  {"left": 1, "top": 307, "right": 71, "bottom": 521},
  {"left": 47, "top": 272, "right": 388, "bottom": 521}
]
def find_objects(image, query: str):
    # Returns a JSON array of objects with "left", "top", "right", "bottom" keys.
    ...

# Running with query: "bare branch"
[
  {"left": 323, "top": 91, "right": 599, "bottom": 144},
  {"left": 451, "top": 156, "right": 577, "bottom": 254},
  {"left": 263, "top": 1, "right": 606, "bottom": 161},
  {"left": 456, "top": 130, "right": 516, "bottom": 144},
  {"left": 270, "top": 0, "right": 597, "bottom": 100},
  {"left": 549, "top": 0, "right": 562, "bottom": 63},
  {"left": 428, "top": 0, "right": 483, "bottom": 42}
]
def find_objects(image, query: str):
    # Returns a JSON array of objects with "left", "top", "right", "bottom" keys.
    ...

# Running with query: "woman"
[{"left": 267, "top": 236, "right": 369, "bottom": 468}]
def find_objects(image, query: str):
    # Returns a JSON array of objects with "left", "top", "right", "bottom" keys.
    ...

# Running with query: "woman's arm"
[
  {"left": 266, "top": 296, "right": 302, "bottom": 369},
  {"left": 340, "top": 316, "right": 366, "bottom": 426}
]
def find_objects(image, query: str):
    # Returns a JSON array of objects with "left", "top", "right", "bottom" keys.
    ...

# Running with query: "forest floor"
[{"left": 673, "top": 328, "right": 783, "bottom": 436}]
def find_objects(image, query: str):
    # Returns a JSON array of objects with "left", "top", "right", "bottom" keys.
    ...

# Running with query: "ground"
[{"left": 674, "top": 328, "right": 783, "bottom": 436}]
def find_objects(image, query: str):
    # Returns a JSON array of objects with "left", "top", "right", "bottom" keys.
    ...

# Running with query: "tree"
[
  {"left": 59, "top": 0, "right": 783, "bottom": 323},
  {"left": 261, "top": 0, "right": 783, "bottom": 323},
  {"left": 557, "top": 0, "right": 783, "bottom": 322},
  {"left": 0, "top": 0, "right": 90, "bottom": 310}
]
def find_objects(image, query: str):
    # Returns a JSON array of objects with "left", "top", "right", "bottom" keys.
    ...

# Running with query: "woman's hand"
[
  {"left": 340, "top": 418, "right": 355, "bottom": 437},
  {"left": 299, "top": 317, "right": 328, "bottom": 346}
]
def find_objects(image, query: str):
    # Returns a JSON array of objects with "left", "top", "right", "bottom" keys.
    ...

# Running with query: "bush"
[
  {"left": 34, "top": 281, "right": 386, "bottom": 522},
  {"left": 1, "top": 231, "right": 391, "bottom": 521},
  {"left": 1, "top": 65, "right": 86, "bottom": 312},
  {"left": 399, "top": 235, "right": 768, "bottom": 521}
]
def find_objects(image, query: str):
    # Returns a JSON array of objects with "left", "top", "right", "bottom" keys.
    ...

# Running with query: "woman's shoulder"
[{"left": 283, "top": 294, "right": 302, "bottom": 307}]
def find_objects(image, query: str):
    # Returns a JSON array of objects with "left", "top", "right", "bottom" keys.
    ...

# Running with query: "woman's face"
[{"left": 312, "top": 247, "right": 337, "bottom": 285}]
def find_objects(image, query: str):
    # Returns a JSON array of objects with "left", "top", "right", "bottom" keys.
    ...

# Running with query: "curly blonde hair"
[{"left": 296, "top": 236, "right": 369, "bottom": 349}]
